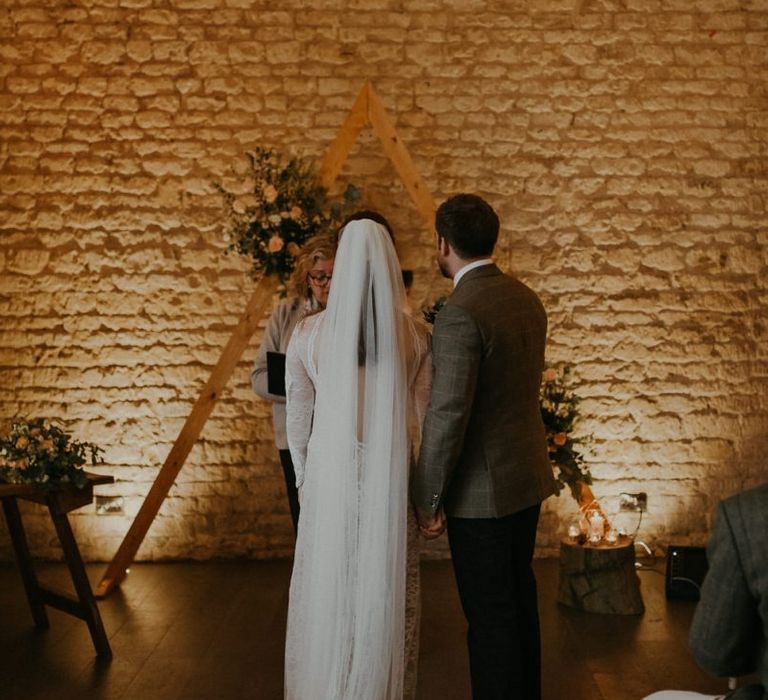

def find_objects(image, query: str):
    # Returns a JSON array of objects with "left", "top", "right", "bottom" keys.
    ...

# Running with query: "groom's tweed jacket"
[{"left": 414, "top": 264, "right": 556, "bottom": 518}]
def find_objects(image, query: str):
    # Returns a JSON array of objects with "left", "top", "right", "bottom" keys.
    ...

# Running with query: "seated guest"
[{"left": 644, "top": 482, "right": 768, "bottom": 700}]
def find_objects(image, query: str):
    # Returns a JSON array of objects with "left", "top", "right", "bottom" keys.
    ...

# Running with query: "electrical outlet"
[
  {"left": 95, "top": 495, "right": 124, "bottom": 515},
  {"left": 619, "top": 492, "right": 647, "bottom": 512}
]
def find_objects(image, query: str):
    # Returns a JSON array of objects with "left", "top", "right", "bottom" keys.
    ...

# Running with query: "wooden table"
[{"left": 0, "top": 473, "right": 114, "bottom": 658}]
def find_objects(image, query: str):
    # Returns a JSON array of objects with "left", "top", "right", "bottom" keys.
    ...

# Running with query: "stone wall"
[{"left": 1, "top": 0, "right": 766, "bottom": 561}]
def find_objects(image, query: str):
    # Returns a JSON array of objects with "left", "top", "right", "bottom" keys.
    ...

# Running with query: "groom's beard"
[{"left": 437, "top": 255, "right": 452, "bottom": 279}]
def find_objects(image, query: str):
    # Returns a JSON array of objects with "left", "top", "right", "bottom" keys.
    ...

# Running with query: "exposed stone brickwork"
[{"left": 1, "top": 1, "right": 766, "bottom": 561}]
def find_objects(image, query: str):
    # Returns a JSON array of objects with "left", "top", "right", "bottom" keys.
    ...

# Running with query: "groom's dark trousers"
[
  {"left": 448, "top": 504, "right": 542, "bottom": 700},
  {"left": 413, "top": 263, "right": 556, "bottom": 700}
]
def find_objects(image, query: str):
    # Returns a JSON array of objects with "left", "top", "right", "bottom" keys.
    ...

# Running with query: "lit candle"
[{"left": 588, "top": 511, "right": 604, "bottom": 543}]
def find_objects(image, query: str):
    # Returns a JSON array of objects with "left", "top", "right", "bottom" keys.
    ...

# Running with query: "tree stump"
[{"left": 558, "top": 538, "right": 645, "bottom": 615}]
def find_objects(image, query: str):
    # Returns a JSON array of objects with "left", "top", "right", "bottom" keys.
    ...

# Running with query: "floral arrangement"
[
  {"left": 539, "top": 366, "right": 593, "bottom": 498},
  {"left": 218, "top": 147, "right": 361, "bottom": 288},
  {"left": 0, "top": 418, "right": 103, "bottom": 489}
]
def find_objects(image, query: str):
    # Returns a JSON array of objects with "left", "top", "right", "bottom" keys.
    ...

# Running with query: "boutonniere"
[{"left": 422, "top": 296, "right": 447, "bottom": 325}]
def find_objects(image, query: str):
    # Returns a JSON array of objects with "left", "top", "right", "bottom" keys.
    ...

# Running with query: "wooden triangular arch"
[{"left": 96, "top": 81, "right": 438, "bottom": 597}]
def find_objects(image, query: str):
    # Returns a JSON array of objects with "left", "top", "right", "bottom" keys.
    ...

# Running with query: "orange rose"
[
  {"left": 553, "top": 432, "right": 567, "bottom": 446},
  {"left": 542, "top": 368, "right": 557, "bottom": 382},
  {"left": 262, "top": 184, "right": 278, "bottom": 203},
  {"left": 290, "top": 205, "right": 303, "bottom": 220},
  {"left": 287, "top": 242, "right": 300, "bottom": 257},
  {"left": 15, "top": 435, "right": 29, "bottom": 449},
  {"left": 268, "top": 235, "right": 284, "bottom": 253},
  {"left": 40, "top": 439, "right": 54, "bottom": 451}
]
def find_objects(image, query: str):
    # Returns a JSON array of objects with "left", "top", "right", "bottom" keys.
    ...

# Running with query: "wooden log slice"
[{"left": 557, "top": 538, "right": 645, "bottom": 615}]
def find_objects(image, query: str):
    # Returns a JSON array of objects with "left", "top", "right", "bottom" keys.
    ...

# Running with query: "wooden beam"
[
  {"left": 96, "top": 276, "right": 278, "bottom": 597},
  {"left": 317, "top": 81, "right": 369, "bottom": 191},
  {"left": 366, "top": 83, "right": 436, "bottom": 232}
]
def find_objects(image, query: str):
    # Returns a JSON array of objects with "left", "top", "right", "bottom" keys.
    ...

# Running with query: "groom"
[{"left": 413, "top": 194, "right": 556, "bottom": 700}]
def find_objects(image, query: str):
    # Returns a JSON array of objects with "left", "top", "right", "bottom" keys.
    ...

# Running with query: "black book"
[{"left": 267, "top": 351, "right": 286, "bottom": 397}]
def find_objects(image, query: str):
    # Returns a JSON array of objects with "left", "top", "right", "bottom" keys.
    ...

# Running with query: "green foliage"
[
  {"left": 539, "top": 366, "right": 593, "bottom": 498},
  {"left": 217, "top": 147, "right": 361, "bottom": 289},
  {"left": 0, "top": 418, "right": 103, "bottom": 489}
]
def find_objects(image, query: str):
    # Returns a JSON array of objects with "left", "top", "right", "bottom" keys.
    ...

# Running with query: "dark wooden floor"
[{"left": 0, "top": 558, "right": 737, "bottom": 700}]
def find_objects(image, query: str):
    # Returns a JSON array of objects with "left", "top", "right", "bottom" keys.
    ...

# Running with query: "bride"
[{"left": 284, "top": 217, "right": 432, "bottom": 699}]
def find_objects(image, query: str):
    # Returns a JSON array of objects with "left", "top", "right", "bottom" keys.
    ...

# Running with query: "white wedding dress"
[{"left": 284, "top": 220, "right": 432, "bottom": 700}]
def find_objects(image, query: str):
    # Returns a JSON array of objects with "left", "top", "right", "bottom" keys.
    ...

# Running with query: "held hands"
[{"left": 416, "top": 506, "right": 446, "bottom": 540}]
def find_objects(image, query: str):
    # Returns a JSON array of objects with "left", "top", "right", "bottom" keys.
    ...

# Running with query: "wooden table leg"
[
  {"left": 1, "top": 496, "right": 49, "bottom": 629},
  {"left": 46, "top": 495, "right": 112, "bottom": 659}
]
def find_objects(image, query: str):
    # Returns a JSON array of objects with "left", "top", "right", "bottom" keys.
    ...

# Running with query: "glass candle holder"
[{"left": 588, "top": 511, "right": 604, "bottom": 544}]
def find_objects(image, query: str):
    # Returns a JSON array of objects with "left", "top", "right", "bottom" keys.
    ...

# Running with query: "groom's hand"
[{"left": 416, "top": 506, "right": 446, "bottom": 540}]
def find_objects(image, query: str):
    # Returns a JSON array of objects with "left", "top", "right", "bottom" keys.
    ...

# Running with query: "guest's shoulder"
[{"left": 723, "top": 482, "right": 768, "bottom": 521}]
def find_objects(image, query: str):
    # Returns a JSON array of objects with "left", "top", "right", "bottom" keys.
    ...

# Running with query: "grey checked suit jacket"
[
  {"left": 413, "top": 264, "right": 556, "bottom": 518},
  {"left": 689, "top": 482, "right": 768, "bottom": 700}
]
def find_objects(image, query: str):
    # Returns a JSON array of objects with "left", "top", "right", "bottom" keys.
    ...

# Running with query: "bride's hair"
[
  {"left": 337, "top": 209, "right": 395, "bottom": 241},
  {"left": 358, "top": 267, "right": 377, "bottom": 367}
]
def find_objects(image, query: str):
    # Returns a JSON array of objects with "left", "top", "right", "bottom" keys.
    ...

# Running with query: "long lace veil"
[{"left": 285, "top": 219, "right": 410, "bottom": 699}]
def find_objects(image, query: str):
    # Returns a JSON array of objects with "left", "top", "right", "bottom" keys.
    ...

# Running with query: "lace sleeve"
[
  {"left": 413, "top": 335, "right": 433, "bottom": 431},
  {"left": 408, "top": 324, "right": 433, "bottom": 455},
  {"left": 285, "top": 321, "right": 315, "bottom": 489}
]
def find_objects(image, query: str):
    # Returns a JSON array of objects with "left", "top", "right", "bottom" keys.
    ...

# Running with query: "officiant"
[{"left": 251, "top": 233, "right": 336, "bottom": 534}]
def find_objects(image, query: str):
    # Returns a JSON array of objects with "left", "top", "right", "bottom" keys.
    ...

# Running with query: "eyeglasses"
[{"left": 307, "top": 272, "right": 332, "bottom": 285}]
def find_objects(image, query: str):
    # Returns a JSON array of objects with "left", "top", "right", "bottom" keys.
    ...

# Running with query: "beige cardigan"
[{"left": 251, "top": 297, "right": 315, "bottom": 449}]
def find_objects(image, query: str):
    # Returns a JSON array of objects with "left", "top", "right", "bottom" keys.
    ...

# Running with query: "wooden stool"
[
  {"left": 558, "top": 536, "right": 645, "bottom": 615},
  {"left": 0, "top": 473, "right": 114, "bottom": 658}
]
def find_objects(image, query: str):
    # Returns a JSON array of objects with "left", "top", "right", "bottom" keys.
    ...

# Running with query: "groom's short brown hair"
[{"left": 436, "top": 194, "right": 499, "bottom": 259}]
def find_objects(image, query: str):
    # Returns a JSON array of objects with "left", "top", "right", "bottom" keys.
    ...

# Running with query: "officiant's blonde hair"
[{"left": 291, "top": 234, "right": 337, "bottom": 301}]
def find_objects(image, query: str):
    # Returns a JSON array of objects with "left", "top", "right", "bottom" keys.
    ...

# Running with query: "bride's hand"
[{"left": 416, "top": 506, "right": 446, "bottom": 540}]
